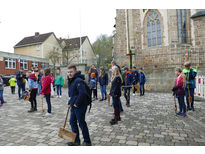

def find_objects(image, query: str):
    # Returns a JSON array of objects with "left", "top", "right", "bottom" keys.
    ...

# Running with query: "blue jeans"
[
  {"left": 111, "top": 97, "right": 123, "bottom": 111},
  {"left": 56, "top": 85, "right": 62, "bottom": 96},
  {"left": 139, "top": 83, "right": 145, "bottom": 95},
  {"left": 18, "top": 84, "right": 25, "bottom": 98},
  {"left": 100, "top": 85, "right": 107, "bottom": 100},
  {"left": 0, "top": 90, "right": 4, "bottom": 104},
  {"left": 37, "top": 83, "right": 41, "bottom": 95},
  {"left": 70, "top": 105, "right": 91, "bottom": 144},
  {"left": 176, "top": 94, "right": 186, "bottom": 113},
  {"left": 45, "top": 94, "right": 51, "bottom": 113},
  {"left": 185, "top": 88, "right": 194, "bottom": 109}
]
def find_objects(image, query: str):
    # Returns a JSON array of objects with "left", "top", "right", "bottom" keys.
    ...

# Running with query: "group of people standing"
[{"left": 172, "top": 61, "right": 197, "bottom": 117}]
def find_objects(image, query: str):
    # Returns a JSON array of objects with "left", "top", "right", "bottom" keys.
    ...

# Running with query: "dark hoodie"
[{"left": 68, "top": 71, "right": 88, "bottom": 108}]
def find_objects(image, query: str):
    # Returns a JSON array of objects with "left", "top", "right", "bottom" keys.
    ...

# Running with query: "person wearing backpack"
[
  {"left": 172, "top": 68, "right": 187, "bottom": 117},
  {"left": 90, "top": 73, "right": 97, "bottom": 101},
  {"left": 88, "top": 64, "right": 99, "bottom": 99},
  {"left": 99, "top": 67, "right": 108, "bottom": 101},
  {"left": 67, "top": 65, "right": 92, "bottom": 146}
]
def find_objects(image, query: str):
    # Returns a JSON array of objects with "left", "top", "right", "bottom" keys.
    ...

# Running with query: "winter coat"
[
  {"left": 174, "top": 74, "right": 185, "bottom": 95},
  {"left": 9, "top": 78, "right": 16, "bottom": 87},
  {"left": 99, "top": 72, "right": 108, "bottom": 86},
  {"left": 109, "top": 75, "right": 122, "bottom": 97},
  {"left": 40, "top": 75, "right": 52, "bottom": 95},
  {"left": 122, "top": 72, "right": 133, "bottom": 88},
  {"left": 16, "top": 70, "right": 25, "bottom": 86},
  {"left": 28, "top": 73, "right": 38, "bottom": 91},
  {"left": 183, "top": 68, "right": 197, "bottom": 89},
  {"left": 0, "top": 77, "right": 4, "bottom": 91},
  {"left": 68, "top": 71, "right": 89, "bottom": 108},
  {"left": 132, "top": 70, "right": 139, "bottom": 84},
  {"left": 139, "top": 72, "right": 146, "bottom": 84},
  {"left": 55, "top": 74, "right": 64, "bottom": 86}
]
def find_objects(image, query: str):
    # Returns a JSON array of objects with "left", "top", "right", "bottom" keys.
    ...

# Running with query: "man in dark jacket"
[
  {"left": 67, "top": 65, "right": 91, "bottom": 146},
  {"left": 16, "top": 68, "right": 26, "bottom": 100},
  {"left": 122, "top": 67, "right": 133, "bottom": 107},
  {"left": 131, "top": 66, "right": 139, "bottom": 96},
  {"left": 139, "top": 68, "right": 146, "bottom": 96}
]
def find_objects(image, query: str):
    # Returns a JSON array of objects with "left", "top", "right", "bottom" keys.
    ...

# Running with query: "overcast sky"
[
  {"left": 0, "top": 0, "right": 202, "bottom": 53},
  {"left": 0, "top": 0, "right": 116, "bottom": 53}
]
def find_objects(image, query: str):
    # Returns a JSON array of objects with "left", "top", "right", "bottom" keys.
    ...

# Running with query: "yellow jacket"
[{"left": 9, "top": 78, "right": 16, "bottom": 87}]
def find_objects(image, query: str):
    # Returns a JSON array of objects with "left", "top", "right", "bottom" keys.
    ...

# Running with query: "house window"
[
  {"left": 5, "top": 58, "right": 16, "bottom": 69},
  {"left": 20, "top": 60, "right": 28, "bottom": 70},
  {"left": 147, "top": 11, "right": 162, "bottom": 47},
  {"left": 42, "top": 63, "right": 49, "bottom": 69},
  {"left": 36, "top": 45, "right": 40, "bottom": 51},
  {"left": 177, "top": 9, "right": 187, "bottom": 44},
  {"left": 32, "top": 61, "right": 38, "bottom": 68}
]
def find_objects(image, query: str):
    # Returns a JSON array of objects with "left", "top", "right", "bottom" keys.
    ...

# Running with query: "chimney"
[{"left": 35, "top": 32, "right": 39, "bottom": 37}]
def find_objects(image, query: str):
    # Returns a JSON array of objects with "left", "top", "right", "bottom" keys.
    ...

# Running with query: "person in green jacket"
[
  {"left": 9, "top": 75, "right": 17, "bottom": 94},
  {"left": 55, "top": 70, "right": 64, "bottom": 98}
]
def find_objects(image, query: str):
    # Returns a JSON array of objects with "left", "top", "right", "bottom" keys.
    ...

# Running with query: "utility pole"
[{"left": 79, "top": 9, "right": 83, "bottom": 64}]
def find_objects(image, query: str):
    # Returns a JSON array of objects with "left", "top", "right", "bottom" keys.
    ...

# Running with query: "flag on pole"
[{"left": 18, "top": 57, "right": 21, "bottom": 63}]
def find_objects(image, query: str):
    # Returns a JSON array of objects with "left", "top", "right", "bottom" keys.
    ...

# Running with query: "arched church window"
[
  {"left": 147, "top": 11, "right": 162, "bottom": 47},
  {"left": 177, "top": 9, "right": 187, "bottom": 44}
]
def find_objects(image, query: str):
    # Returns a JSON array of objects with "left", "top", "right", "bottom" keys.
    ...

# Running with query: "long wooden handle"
[
  {"left": 63, "top": 107, "right": 70, "bottom": 128},
  {"left": 174, "top": 95, "right": 177, "bottom": 113},
  {"left": 188, "top": 87, "right": 192, "bottom": 104}
]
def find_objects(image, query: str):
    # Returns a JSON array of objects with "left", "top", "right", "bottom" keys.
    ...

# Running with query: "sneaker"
[
  {"left": 45, "top": 112, "right": 52, "bottom": 116},
  {"left": 67, "top": 142, "right": 80, "bottom": 146},
  {"left": 82, "top": 142, "right": 92, "bottom": 146},
  {"left": 133, "top": 93, "right": 135, "bottom": 96},
  {"left": 59, "top": 96, "right": 62, "bottom": 98},
  {"left": 99, "top": 99, "right": 103, "bottom": 101},
  {"left": 57, "top": 96, "right": 59, "bottom": 98},
  {"left": 179, "top": 113, "right": 186, "bottom": 117},
  {"left": 177, "top": 112, "right": 182, "bottom": 115}
]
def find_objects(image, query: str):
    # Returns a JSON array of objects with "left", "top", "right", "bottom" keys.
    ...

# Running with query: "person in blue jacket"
[
  {"left": 99, "top": 67, "right": 108, "bottom": 101},
  {"left": 139, "top": 68, "right": 146, "bottom": 96},
  {"left": 183, "top": 61, "right": 197, "bottom": 111},
  {"left": 16, "top": 68, "right": 26, "bottom": 100},
  {"left": 122, "top": 66, "right": 133, "bottom": 107},
  {"left": 67, "top": 65, "right": 91, "bottom": 146}
]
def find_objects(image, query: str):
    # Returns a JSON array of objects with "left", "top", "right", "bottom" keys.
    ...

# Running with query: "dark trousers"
[
  {"left": 29, "top": 89, "right": 37, "bottom": 109},
  {"left": 56, "top": 85, "right": 62, "bottom": 96},
  {"left": 123, "top": 88, "right": 131, "bottom": 105},
  {"left": 45, "top": 94, "right": 51, "bottom": 113},
  {"left": 0, "top": 90, "right": 4, "bottom": 104},
  {"left": 176, "top": 94, "right": 186, "bottom": 113},
  {"left": 185, "top": 88, "right": 194, "bottom": 109},
  {"left": 140, "top": 83, "right": 145, "bottom": 95},
  {"left": 70, "top": 105, "right": 91, "bottom": 144},
  {"left": 112, "top": 97, "right": 123, "bottom": 111},
  {"left": 113, "top": 96, "right": 120, "bottom": 120},
  {"left": 11, "top": 86, "right": 15, "bottom": 94},
  {"left": 133, "top": 82, "right": 138, "bottom": 94},
  {"left": 18, "top": 84, "right": 25, "bottom": 98}
]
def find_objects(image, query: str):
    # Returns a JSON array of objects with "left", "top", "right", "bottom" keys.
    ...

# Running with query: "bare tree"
[{"left": 47, "top": 48, "right": 61, "bottom": 73}]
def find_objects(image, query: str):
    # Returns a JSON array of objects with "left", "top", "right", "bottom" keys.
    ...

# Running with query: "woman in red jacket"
[
  {"left": 40, "top": 68, "right": 52, "bottom": 116},
  {"left": 172, "top": 68, "right": 187, "bottom": 117}
]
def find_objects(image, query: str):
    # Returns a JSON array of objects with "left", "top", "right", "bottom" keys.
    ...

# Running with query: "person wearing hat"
[
  {"left": 183, "top": 61, "right": 197, "bottom": 111},
  {"left": 90, "top": 72, "right": 97, "bottom": 100},
  {"left": 122, "top": 66, "right": 133, "bottom": 107},
  {"left": 9, "top": 75, "right": 17, "bottom": 94}
]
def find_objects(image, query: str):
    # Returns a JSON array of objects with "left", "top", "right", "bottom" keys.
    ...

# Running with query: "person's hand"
[{"left": 68, "top": 104, "right": 71, "bottom": 109}]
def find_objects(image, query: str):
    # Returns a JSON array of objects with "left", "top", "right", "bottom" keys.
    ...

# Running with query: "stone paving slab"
[{"left": 1, "top": 87, "right": 205, "bottom": 146}]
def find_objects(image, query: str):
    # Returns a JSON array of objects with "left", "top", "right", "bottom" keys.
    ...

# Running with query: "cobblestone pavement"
[{"left": 1, "top": 87, "right": 205, "bottom": 146}]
